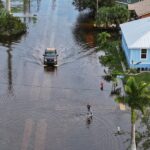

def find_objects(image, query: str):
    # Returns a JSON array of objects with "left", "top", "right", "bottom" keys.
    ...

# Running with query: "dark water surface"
[{"left": 0, "top": 0, "right": 130, "bottom": 150}]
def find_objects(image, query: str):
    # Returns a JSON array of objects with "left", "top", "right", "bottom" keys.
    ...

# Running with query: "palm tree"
[
  {"left": 97, "top": 32, "right": 111, "bottom": 48},
  {"left": 116, "top": 77, "right": 150, "bottom": 150}
]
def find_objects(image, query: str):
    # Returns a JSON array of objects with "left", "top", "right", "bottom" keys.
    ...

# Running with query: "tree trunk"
[
  {"left": 131, "top": 109, "right": 136, "bottom": 150},
  {"left": 131, "top": 123, "right": 136, "bottom": 150},
  {"left": 6, "top": 0, "right": 11, "bottom": 13}
]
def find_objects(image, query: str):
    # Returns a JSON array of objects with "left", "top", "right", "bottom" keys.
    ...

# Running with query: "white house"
[{"left": 120, "top": 17, "right": 150, "bottom": 70}]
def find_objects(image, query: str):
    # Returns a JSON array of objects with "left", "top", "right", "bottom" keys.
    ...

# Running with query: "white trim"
[
  {"left": 140, "top": 62, "right": 150, "bottom": 65},
  {"left": 131, "top": 62, "right": 150, "bottom": 64},
  {"left": 129, "top": 47, "right": 150, "bottom": 49}
]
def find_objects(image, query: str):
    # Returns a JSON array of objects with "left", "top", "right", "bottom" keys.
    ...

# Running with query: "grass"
[{"left": 129, "top": 72, "right": 150, "bottom": 83}]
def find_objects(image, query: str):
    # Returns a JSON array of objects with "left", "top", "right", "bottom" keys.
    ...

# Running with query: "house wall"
[
  {"left": 131, "top": 48, "right": 150, "bottom": 69},
  {"left": 130, "top": 49, "right": 140, "bottom": 68},
  {"left": 122, "top": 36, "right": 130, "bottom": 66},
  {"left": 121, "top": 35, "right": 150, "bottom": 69}
]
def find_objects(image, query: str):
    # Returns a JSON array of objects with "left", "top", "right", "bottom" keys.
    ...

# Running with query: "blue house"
[{"left": 120, "top": 17, "right": 150, "bottom": 70}]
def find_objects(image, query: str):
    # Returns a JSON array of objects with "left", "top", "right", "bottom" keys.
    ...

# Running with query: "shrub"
[{"left": 0, "top": 9, "right": 26, "bottom": 36}]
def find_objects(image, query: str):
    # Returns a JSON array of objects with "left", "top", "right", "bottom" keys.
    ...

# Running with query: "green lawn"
[
  {"left": 124, "top": 72, "right": 150, "bottom": 84},
  {"left": 133, "top": 72, "right": 150, "bottom": 83}
]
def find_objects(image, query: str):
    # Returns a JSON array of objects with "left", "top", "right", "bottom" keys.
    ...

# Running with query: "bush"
[
  {"left": 0, "top": 0, "right": 3, "bottom": 8},
  {"left": 0, "top": 9, "right": 27, "bottom": 37}
]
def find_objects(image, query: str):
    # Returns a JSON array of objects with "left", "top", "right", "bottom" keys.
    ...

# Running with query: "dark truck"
[{"left": 43, "top": 48, "right": 58, "bottom": 66}]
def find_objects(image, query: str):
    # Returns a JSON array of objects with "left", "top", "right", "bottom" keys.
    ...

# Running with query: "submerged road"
[{"left": 0, "top": 0, "right": 130, "bottom": 150}]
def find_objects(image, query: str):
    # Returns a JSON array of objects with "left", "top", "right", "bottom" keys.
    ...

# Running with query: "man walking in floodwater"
[
  {"left": 100, "top": 81, "right": 104, "bottom": 90},
  {"left": 87, "top": 104, "right": 91, "bottom": 112},
  {"left": 87, "top": 104, "right": 93, "bottom": 120}
]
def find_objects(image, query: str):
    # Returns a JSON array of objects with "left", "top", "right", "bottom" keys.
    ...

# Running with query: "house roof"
[
  {"left": 128, "top": 0, "right": 150, "bottom": 17},
  {"left": 120, "top": 17, "right": 150, "bottom": 49}
]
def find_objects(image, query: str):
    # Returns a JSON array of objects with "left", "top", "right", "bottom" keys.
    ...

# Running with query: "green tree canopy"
[
  {"left": 0, "top": 9, "right": 26, "bottom": 36},
  {"left": 123, "top": 77, "right": 150, "bottom": 112},
  {"left": 96, "top": 5, "right": 129, "bottom": 28},
  {"left": 0, "top": 0, "right": 3, "bottom": 9},
  {"left": 97, "top": 32, "right": 111, "bottom": 48},
  {"left": 72, "top": 0, "right": 115, "bottom": 12}
]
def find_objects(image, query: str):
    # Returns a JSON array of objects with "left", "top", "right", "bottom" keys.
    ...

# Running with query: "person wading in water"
[{"left": 86, "top": 104, "right": 93, "bottom": 120}]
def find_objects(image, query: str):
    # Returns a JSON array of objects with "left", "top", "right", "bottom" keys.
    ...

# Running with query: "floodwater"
[{"left": 0, "top": 0, "right": 130, "bottom": 150}]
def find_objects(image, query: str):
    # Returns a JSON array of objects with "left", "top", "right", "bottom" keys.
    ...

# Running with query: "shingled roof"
[{"left": 128, "top": 0, "right": 150, "bottom": 17}]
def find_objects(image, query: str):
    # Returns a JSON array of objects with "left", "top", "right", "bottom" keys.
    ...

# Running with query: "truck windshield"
[{"left": 45, "top": 51, "right": 56, "bottom": 57}]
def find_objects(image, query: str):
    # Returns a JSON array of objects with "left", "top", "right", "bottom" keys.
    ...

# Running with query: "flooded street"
[{"left": 0, "top": 0, "right": 130, "bottom": 150}]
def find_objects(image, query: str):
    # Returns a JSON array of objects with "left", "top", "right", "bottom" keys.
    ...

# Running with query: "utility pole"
[
  {"left": 94, "top": 0, "right": 99, "bottom": 27},
  {"left": 6, "top": 0, "right": 11, "bottom": 13},
  {"left": 96, "top": 0, "right": 99, "bottom": 13}
]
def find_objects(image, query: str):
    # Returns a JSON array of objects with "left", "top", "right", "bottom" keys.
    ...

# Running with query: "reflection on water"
[
  {"left": 73, "top": 12, "right": 98, "bottom": 49},
  {"left": 23, "top": 0, "right": 30, "bottom": 14},
  {"left": 44, "top": 66, "right": 57, "bottom": 73},
  {"left": 7, "top": 45, "right": 13, "bottom": 94},
  {"left": 23, "top": 0, "right": 31, "bottom": 23},
  {"left": 0, "top": 33, "right": 27, "bottom": 45},
  {"left": 86, "top": 117, "right": 93, "bottom": 128},
  {"left": 37, "top": 0, "right": 41, "bottom": 12},
  {"left": 0, "top": 0, "right": 41, "bottom": 43},
  {"left": 9, "top": 0, "right": 41, "bottom": 14},
  {"left": 51, "top": 0, "right": 56, "bottom": 10},
  {"left": 73, "top": 11, "right": 119, "bottom": 50}
]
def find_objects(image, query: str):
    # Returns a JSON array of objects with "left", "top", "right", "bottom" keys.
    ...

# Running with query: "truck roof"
[{"left": 46, "top": 48, "right": 56, "bottom": 51}]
